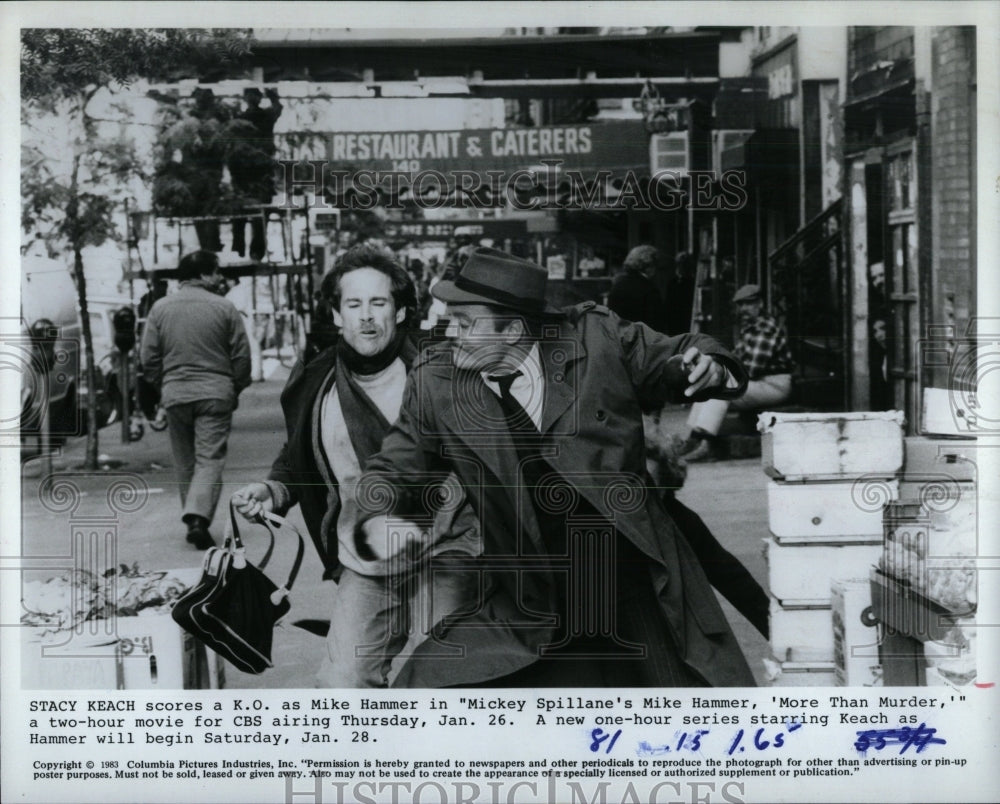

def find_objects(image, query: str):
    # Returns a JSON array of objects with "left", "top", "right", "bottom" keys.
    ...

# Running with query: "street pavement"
[{"left": 19, "top": 367, "right": 772, "bottom": 689}]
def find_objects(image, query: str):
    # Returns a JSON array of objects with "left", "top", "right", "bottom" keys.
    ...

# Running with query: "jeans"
[{"left": 165, "top": 398, "right": 234, "bottom": 525}]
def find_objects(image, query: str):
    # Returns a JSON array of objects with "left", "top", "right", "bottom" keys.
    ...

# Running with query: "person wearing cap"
[
  {"left": 230, "top": 244, "right": 480, "bottom": 687},
  {"left": 355, "top": 247, "right": 756, "bottom": 688},
  {"left": 140, "top": 251, "right": 252, "bottom": 549},
  {"left": 682, "top": 283, "right": 795, "bottom": 461},
  {"left": 607, "top": 244, "right": 669, "bottom": 333}
]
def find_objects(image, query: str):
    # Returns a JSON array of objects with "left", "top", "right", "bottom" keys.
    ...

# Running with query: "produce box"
[
  {"left": 767, "top": 478, "right": 898, "bottom": 540},
  {"left": 769, "top": 598, "right": 833, "bottom": 663},
  {"left": 764, "top": 538, "right": 881, "bottom": 606},
  {"left": 869, "top": 568, "right": 959, "bottom": 642},
  {"left": 759, "top": 411, "right": 905, "bottom": 481},
  {"left": 832, "top": 579, "right": 882, "bottom": 686},
  {"left": 880, "top": 490, "right": 977, "bottom": 612}
]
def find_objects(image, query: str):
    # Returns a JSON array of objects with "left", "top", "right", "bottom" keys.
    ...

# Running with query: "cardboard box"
[
  {"left": 22, "top": 614, "right": 224, "bottom": 690},
  {"left": 760, "top": 411, "right": 905, "bottom": 481},
  {"left": 769, "top": 598, "right": 834, "bottom": 662},
  {"left": 832, "top": 579, "right": 882, "bottom": 686},
  {"left": 768, "top": 659, "right": 837, "bottom": 687},
  {"left": 765, "top": 538, "right": 881, "bottom": 606},
  {"left": 767, "top": 478, "right": 898, "bottom": 540},
  {"left": 881, "top": 488, "right": 978, "bottom": 612},
  {"left": 903, "top": 436, "right": 978, "bottom": 483}
]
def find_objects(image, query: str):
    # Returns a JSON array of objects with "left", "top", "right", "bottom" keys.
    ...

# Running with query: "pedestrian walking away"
[{"left": 140, "top": 250, "right": 252, "bottom": 549}]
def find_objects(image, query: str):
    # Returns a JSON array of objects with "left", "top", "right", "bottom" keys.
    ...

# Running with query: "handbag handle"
[{"left": 227, "top": 499, "right": 306, "bottom": 593}]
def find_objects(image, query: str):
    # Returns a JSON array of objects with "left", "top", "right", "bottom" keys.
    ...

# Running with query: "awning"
[{"left": 308, "top": 120, "right": 651, "bottom": 206}]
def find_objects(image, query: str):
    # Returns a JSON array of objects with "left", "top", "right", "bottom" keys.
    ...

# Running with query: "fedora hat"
[{"left": 432, "top": 247, "right": 561, "bottom": 315}]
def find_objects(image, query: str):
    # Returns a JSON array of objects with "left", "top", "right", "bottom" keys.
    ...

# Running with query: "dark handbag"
[{"left": 171, "top": 501, "right": 304, "bottom": 674}]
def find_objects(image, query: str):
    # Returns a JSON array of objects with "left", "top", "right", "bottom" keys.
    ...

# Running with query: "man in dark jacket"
[
  {"left": 232, "top": 244, "right": 478, "bottom": 687},
  {"left": 607, "top": 244, "right": 668, "bottom": 332},
  {"left": 141, "top": 251, "right": 251, "bottom": 548},
  {"left": 357, "top": 247, "right": 756, "bottom": 687}
]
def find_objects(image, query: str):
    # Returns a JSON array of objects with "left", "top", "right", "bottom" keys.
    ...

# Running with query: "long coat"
[
  {"left": 266, "top": 338, "right": 427, "bottom": 578},
  {"left": 265, "top": 344, "right": 351, "bottom": 578},
  {"left": 363, "top": 303, "right": 757, "bottom": 687}
]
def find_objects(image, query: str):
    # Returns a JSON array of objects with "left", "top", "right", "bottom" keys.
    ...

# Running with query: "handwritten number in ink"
[
  {"left": 854, "top": 724, "right": 946, "bottom": 755},
  {"left": 728, "top": 728, "right": 745, "bottom": 755},
  {"left": 688, "top": 730, "right": 707, "bottom": 751},
  {"left": 590, "top": 728, "right": 622, "bottom": 754},
  {"left": 753, "top": 728, "right": 770, "bottom": 750},
  {"left": 676, "top": 732, "right": 687, "bottom": 752}
]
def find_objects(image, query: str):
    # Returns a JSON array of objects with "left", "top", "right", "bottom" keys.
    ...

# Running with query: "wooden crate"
[
  {"left": 769, "top": 598, "right": 833, "bottom": 662},
  {"left": 767, "top": 478, "right": 898, "bottom": 540},
  {"left": 764, "top": 538, "right": 881, "bottom": 606},
  {"left": 760, "top": 411, "right": 904, "bottom": 481}
]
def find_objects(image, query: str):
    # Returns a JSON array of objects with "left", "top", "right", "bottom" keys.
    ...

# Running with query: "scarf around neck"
[{"left": 333, "top": 330, "right": 414, "bottom": 465}]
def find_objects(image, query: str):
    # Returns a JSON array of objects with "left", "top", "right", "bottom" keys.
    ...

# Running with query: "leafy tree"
[{"left": 21, "top": 29, "right": 251, "bottom": 468}]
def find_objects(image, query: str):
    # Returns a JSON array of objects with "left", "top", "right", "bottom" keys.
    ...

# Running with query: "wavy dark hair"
[{"left": 320, "top": 243, "right": 416, "bottom": 327}]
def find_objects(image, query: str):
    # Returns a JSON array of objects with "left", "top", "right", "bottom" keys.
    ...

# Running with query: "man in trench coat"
[{"left": 357, "top": 247, "right": 756, "bottom": 688}]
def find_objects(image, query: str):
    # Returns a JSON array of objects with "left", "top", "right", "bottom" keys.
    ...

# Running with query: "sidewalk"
[
  {"left": 19, "top": 364, "right": 333, "bottom": 689},
  {"left": 19, "top": 383, "right": 773, "bottom": 688}
]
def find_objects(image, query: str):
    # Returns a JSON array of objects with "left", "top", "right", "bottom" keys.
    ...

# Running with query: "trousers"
[
  {"left": 688, "top": 373, "right": 793, "bottom": 436},
  {"left": 165, "top": 398, "right": 233, "bottom": 524},
  {"left": 317, "top": 558, "right": 479, "bottom": 688}
]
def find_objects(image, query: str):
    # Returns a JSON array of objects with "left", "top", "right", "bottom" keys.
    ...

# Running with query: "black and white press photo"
[{"left": 3, "top": 5, "right": 998, "bottom": 804}]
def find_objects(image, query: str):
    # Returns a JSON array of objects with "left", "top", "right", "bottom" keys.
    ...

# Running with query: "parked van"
[
  {"left": 20, "top": 256, "right": 127, "bottom": 446},
  {"left": 20, "top": 256, "right": 82, "bottom": 440}
]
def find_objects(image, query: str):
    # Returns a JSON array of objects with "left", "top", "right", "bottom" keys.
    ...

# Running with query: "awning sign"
[{"left": 326, "top": 121, "right": 648, "bottom": 175}]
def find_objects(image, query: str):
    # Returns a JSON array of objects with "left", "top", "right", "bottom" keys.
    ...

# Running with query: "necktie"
[
  {"left": 487, "top": 370, "right": 535, "bottom": 432},
  {"left": 486, "top": 371, "right": 677, "bottom": 677}
]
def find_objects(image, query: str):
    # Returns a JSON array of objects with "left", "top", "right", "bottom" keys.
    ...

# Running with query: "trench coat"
[{"left": 362, "top": 303, "right": 757, "bottom": 687}]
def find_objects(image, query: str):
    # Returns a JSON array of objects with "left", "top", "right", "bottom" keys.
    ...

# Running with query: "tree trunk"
[{"left": 68, "top": 148, "right": 100, "bottom": 470}]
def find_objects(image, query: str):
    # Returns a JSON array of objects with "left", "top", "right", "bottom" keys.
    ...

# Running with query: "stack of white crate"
[{"left": 760, "top": 411, "right": 905, "bottom": 686}]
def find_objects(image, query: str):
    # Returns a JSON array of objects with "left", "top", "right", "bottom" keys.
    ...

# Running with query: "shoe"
[
  {"left": 681, "top": 439, "right": 713, "bottom": 463},
  {"left": 183, "top": 515, "right": 215, "bottom": 550},
  {"left": 185, "top": 527, "right": 216, "bottom": 551},
  {"left": 149, "top": 408, "right": 168, "bottom": 432}
]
